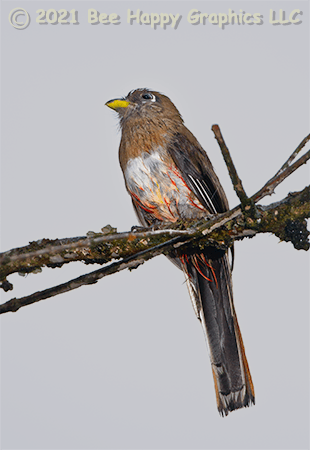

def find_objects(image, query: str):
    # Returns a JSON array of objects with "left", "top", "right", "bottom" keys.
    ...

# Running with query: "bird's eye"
[{"left": 142, "top": 93, "right": 156, "bottom": 102}]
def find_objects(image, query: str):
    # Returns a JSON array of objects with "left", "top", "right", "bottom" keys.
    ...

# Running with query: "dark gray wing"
[{"left": 167, "top": 132, "right": 228, "bottom": 214}]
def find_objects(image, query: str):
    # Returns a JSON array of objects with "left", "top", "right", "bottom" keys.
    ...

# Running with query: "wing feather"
[{"left": 167, "top": 131, "right": 229, "bottom": 214}]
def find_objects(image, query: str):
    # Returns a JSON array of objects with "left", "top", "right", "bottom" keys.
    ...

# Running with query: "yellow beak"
[{"left": 105, "top": 99, "right": 130, "bottom": 110}]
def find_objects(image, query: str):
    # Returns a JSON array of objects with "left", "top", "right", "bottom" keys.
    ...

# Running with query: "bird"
[{"left": 106, "top": 88, "right": 255, "bottom": 416}]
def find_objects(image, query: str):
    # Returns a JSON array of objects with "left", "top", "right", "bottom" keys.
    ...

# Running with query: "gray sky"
[{"left": 1, "top": 1, "right": 309, "bottom": 449}]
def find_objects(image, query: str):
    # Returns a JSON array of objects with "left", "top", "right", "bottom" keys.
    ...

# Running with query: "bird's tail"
[{"left": 180, "top": 250, "right": 255, "bottom": 416}]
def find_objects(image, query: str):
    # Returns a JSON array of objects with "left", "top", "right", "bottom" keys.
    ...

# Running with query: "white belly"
[{"left": 124, "top": 151, "right": 205, "bottom": 222}]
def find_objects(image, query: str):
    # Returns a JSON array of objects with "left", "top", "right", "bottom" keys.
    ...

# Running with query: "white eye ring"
[{"left": 142, "top": 93, "right": 156, "bottom": 102}]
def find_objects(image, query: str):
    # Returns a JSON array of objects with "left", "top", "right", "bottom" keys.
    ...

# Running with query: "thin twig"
[
  {"left": 275, "top": 133, "right": 310, "bottom": 177},
  {"left": 212, "top": 124, "right": 249, "bottom": 206},
  {"left": 252, "top": 149, "right": 310, "bottom": 203}
]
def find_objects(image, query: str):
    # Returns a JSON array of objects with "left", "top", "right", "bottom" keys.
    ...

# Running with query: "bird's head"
[{"left": 105, "top": 88, "right": 183, "bottom": 128}]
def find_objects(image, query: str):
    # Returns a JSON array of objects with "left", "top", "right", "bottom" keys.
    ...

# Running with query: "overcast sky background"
[{"left": 1, "top": 1, "right": 309, "bottom": 449}]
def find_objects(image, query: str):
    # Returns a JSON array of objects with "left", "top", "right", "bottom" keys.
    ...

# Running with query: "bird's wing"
[
  {"left": 167, "top": 131, "right": 229, "bottom": 214},
  {"left": 167, "top": 130, "right": 235, "bottom": 269}
]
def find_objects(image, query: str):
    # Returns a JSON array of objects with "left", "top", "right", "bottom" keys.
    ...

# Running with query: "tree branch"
[
  {"left": 1, "top": 128, "right": 309, "bottom": 314},
  {"left": 212, "top": 124, "right": 249, "bottom": 207},
  {"left": 0, "top": 185, "right": 308, "bottom": 315},
  {"left": 0, "top": 236, "right": 184, "bottom": 314},
  {"left": 253, "top": 148, "right": 310, "bottom": 203},
  {"left": 274, "top": 133, "right": 310, "bottom": 178},
  {"left": 0, "top": 227, "right": 192, "bottom": 281}
]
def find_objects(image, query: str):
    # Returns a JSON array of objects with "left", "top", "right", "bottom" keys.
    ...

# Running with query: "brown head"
[
  {"left": 106, "top": 88, "right": 187, "bottom": 166},
  {"left": 106, "top": 88, "right": 184, "bottom": 132}
]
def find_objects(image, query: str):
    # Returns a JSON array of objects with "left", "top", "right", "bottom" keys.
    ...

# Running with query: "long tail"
[{"left": 180, "top": 250, "right": 255, "bottom": 416}]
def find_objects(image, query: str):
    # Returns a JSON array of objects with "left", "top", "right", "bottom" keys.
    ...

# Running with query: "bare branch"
[
  {"left": 275, "top": 132, "right": 310, "bottom": 177},
  {"left": 212, "top": 124, "right": 249, "bottom": 207},
  {"left": 212, "top": 125, "right": 310, "bottom": 208},
  {"left": 252, "top": 149, "right": 310, "bottom": 203}
]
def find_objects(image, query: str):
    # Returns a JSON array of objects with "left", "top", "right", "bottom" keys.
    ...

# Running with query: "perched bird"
[{"left": 106, "top": 88, "right": 255, "bottom": 416}]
